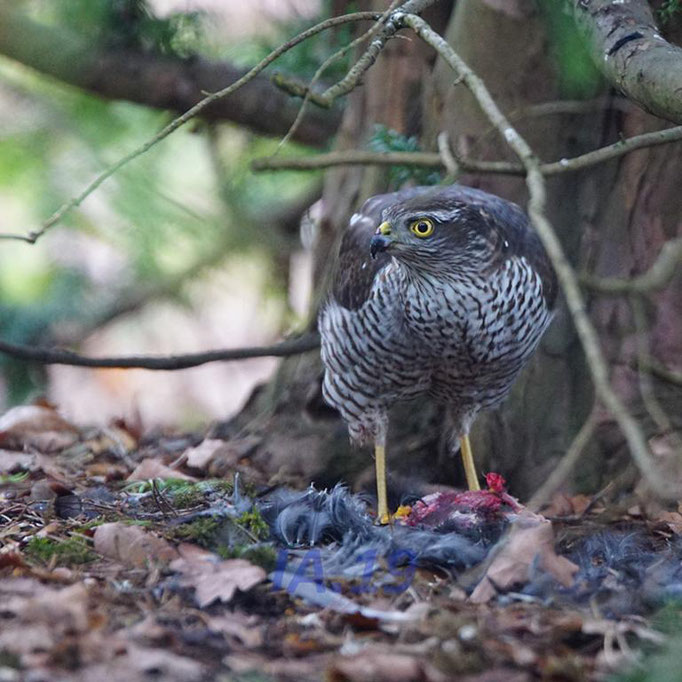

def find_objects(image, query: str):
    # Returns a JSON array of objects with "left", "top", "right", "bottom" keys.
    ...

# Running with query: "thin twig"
[
  {"left": 252, "top": 125, "right": 682, "bottom": 175},
  {"left": 582, "top": 238, "right": 682, "bottom": 294},
  {"left": 401, "top": 12, "right": 675, "bottom": 497},
  {"left": 313, "top": 0, "right": 437, "bottom": 107},
  {"left": 630, "top": 294, "right": 682, "bottom": 452},
  {"left": 275, "top": 0, "right": 403, "bottom": 151},
  {"left": 436, "top": 131, "right": 460, "bottom": 179},
  {"left": 639, "top": 358, "right": 682, "bottom": 387},
  {"left": 528, "top": 411, "right": 599, "bottom": 512},
  {"left": 0, "top": 11, "right": 381, "bottom": 244},
  {"left": 0, "top": 333, "right": 320, "bottom": 370}
]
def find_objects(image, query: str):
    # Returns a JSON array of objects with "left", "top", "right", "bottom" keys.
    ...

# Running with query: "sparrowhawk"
[{"left": 319, "top": 184, "right": 557, "bottom": 521}]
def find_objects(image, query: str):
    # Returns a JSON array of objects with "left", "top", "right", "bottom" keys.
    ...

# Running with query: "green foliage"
[
  {"left": 171, "top": 517, "right": 222, "bottom": 546},
  {"left": 369, "top": 125, "right": 442, "bottom": 188},
  {"left": 658, "top": 0, "right": 682, "bottom": 25},
  {"left": 40, "top": 0, "right": 204, "bottom": 57},
  {"left": 0, "top": 2, "right": 314, "bottom": 406},
  {"left": 610, "top": 602, "right": 682, "bottom": 682},
  {"left": 538, "top": 0, "right": 603, "bottom": 98},
  {"left": 24, "top": 535, "right": 97, "bottom": 566},
  {"left": 235, "top": 508, "right": 270, "bottom": 541},
  {"left": 217, "top": 544, "right": 277, "bottom": 572},
  {"left": 227, "top": 1, "right": 353, "bottom": 82}
]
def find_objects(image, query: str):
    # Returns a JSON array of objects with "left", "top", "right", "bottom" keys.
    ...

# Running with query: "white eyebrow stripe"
[{"left": 423, "top": 208, "right": 462, "bottom": 222}]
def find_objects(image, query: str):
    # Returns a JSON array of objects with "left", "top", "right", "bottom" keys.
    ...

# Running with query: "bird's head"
[{"left": 369, "top": 193, "right": 504, "bottom": 272}]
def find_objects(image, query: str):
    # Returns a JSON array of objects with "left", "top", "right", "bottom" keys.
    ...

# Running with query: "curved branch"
[
  {"left": 0, "top": 5, "right": 340, "bottom": 147},
  {"left": 583, "top": 238, "right": 682, "bottom": 294},
  {"left": 0, "top": 334, "right": 320, "bottom": 370},
  {"left": 252, "top": 125, "right": 682, "bottom": 175},
  {"left": 570, "top": 0, "right": 682, "bottom": 124}
]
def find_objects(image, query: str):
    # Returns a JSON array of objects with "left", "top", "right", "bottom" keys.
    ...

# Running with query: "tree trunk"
[{"left": 226, "top": 0, "right": 682, "bottom": 503}]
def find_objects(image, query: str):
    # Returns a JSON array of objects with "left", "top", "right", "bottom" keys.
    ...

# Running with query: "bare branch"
[
  {"left": 528, "top": 410, "right": 599, "bottom": 512},
  {"left": 274, "top": 0, "right": 405, "bottom": 150},
  {"left": 0, "top": 334, "right": 320, "bottom": 370},
  {"left": 437, "top": 131, "right": 460, "bottom": 178},
  {"left": 582, "top": 238, "right": 682, "bottom": 294},
  {"left": 401, "top": 12, "right": 676, "bottom": 497},
  {"left": 639, "top": 358, "right": 682, "bottom": 388},
  {"left": 569, "top": 0, "right": 682, "bottom": 124},
  {"left": 0, "top": 11, "right": 381, "bottom": 244},
  {"left": 630, "top": 295, "right": 682, "bottom": 448},
  {"left": 252, "top": 125, "right": 682, "bottom": 176},
  {"left": 290, "top": 0, "right": 437, "bottom": 110}
]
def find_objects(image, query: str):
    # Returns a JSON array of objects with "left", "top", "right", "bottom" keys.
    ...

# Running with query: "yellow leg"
[
  {"left": 375, "top": 442, "right": 389, "bottom": 523},
  {"left": 459, "top": 434, "right": 481, "bottom": 491}
]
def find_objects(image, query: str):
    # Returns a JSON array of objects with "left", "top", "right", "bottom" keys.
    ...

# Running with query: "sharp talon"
[{"left": 376, "top": 512, "right": 391, "bottom": 525}]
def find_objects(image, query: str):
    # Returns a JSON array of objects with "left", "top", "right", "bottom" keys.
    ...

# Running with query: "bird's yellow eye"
[{"left": 409, "top": 218, "right": 434, "bottom": 238}]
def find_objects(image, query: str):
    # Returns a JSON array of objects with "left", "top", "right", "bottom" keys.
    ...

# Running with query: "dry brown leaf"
[
  {"left": 93, "top": 522, "right": 179, "bottom": 567},
  {"left": 0, "top": 450, "right": 38, "bottom": 473},
  {"left": 204, "top": 436, "right": 262, "bottom": 477},
  {"left": 77, "top": 644, "right": 204, "bottom": 682},
  {"left": 470, "top": 512, "right": 578, "bottom": 603},
  {"left": 0, "top": 404, "right": 79, "bottom": 452},
  {"left": 0, "top": 580, "right": 91, "bottom": 665},
  {"left": 170, "top": 543, "right": 265, "bottom": 607},
  {"left": 184, "top": 438, "right": 226, "bottom": 470},
  {"left": 127, "top": 458, "right": 196, "bottom": 482},
  {"left": 207, "top": 613, "right": 263, "bottom": 648},
  {"left": 655, "top": 510, "right": 682, "bottom": 534},
  {"left": 543, "top": 492, "right": 593, "bottom": 517},
  {"left": 329, "top": 651, "right": 428, "bottom": 682}
]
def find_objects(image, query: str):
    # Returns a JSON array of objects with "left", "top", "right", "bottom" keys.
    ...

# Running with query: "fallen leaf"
[
  {"left": 184, "top": 439, "right": 226, "bottom": 470},
  {"left": 206, "top": 613, "right": 263, "bottom": 649},
  {"left": 470, "top": 511, "right": 578, "bottom": 603},
  {"left": 94, "top": 522, "right": 179, "bottom": 567},
  {"left": 205, "top": 436, "right": 262, "bottom": 477},
  {"left": 0, "top": 450, "right": 38, "bottom": 473},
  {"left": 655, "top": 510, "right": 682, "bottom": 534},
  {"left": 329, "top": 651, "right": 429, "bottom": 682},
  {"left": 0, "top": 580, "right": 91, "bottom": 665},
  {"left": 79, "top": 644, "right": 204, "bottom": 682},
  {"left": 544, "top": 493, "right": 593, "bottom": 517},
  {"left": 170, "top": 543, "right": 265, "bottom": 607},
  {"left": 127, "top": 458, "right": 196, "bottom": 482},
  {"left": 0, "top": 404, "right": 79, "bottom": 452}
]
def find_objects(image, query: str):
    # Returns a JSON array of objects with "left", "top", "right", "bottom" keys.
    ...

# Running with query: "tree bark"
[{"left": 569, "top": 0, "right": 682, "bottom": 124}]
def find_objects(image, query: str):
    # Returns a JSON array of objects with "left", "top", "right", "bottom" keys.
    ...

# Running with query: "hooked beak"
[{"left": 369, "top": 221, "right": 393, "bottom": 260}]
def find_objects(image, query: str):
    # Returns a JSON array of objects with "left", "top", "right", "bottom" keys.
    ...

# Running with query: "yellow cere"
[{"left": 409, "top": 218, "right": 434, "bottom": 238}]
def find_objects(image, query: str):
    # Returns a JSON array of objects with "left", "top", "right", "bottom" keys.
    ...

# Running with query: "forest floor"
[{"left": 0, "top": 402, "right": 681, "bottom": 682}]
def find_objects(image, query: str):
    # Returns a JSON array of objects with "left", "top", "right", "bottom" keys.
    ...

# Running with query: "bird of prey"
[{"left": 319, "top": 184, "right": 557, "bottom": 522}]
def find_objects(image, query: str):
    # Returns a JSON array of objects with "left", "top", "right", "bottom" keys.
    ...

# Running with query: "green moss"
[
  {"left": 170, "top": 517, "right": 221, "bottom": 546},
  {"left": 25, "top": 536, "right": 96, "bottom": 566},
  {"left": 169, "top": 485, "right": 205, "bottom": 509},
  {"left": 235, "top": 508, "right": 269, "bottom": 541},
  {"left": 217, "top": 544, "right": 277, "bottom": 571},
  {"left": 76, "top": 518, "right": 107, "bottom": 531},
  {"left": 0, "top": 649, "right": 21, "bottom": 669}
]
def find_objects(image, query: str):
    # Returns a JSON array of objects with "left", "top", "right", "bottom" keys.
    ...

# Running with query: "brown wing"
[{"left": 331, "top": 187, "right": 428, "bottom": 310}]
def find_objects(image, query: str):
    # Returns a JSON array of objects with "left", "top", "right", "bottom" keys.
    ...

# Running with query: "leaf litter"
[{"left": 0, "top": 402, "right": 681, "bottom": 681}]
